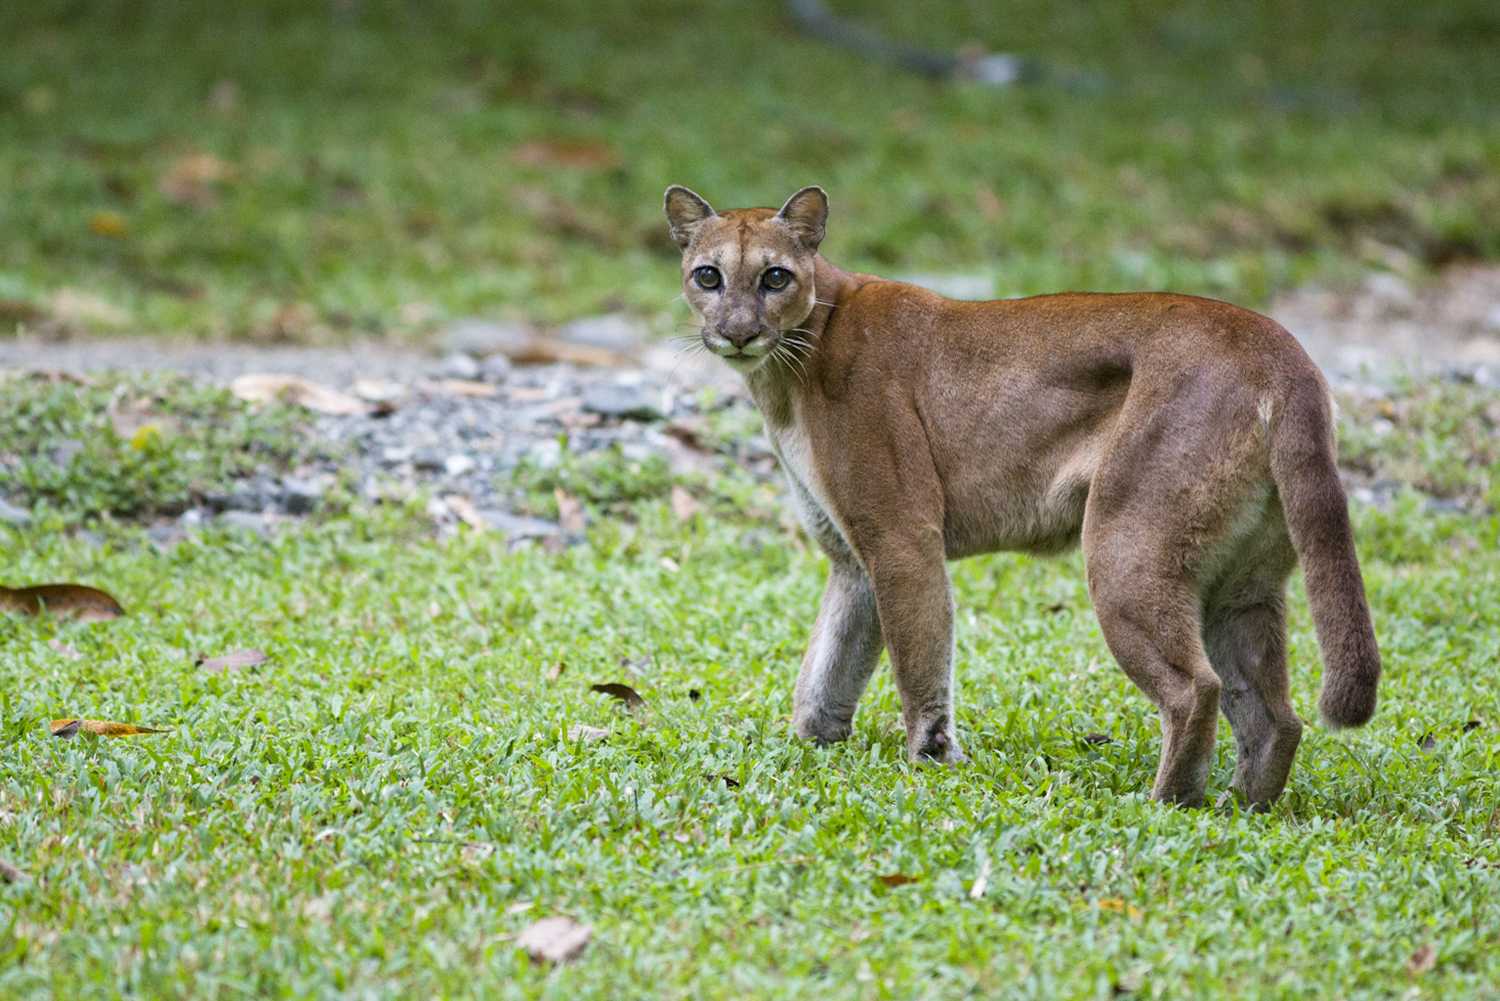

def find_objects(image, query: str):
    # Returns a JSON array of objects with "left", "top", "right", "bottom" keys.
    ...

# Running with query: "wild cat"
[{"left": 664, "top": 184, "right": 1378, "bottom": 806}]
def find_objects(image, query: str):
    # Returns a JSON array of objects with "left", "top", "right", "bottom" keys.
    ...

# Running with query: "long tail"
[{"left": 1269, "top": 375, "right": 1381, "bottom": 727}]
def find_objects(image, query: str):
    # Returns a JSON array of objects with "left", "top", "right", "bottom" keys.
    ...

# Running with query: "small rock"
[
  {"left": 478, "top": 354, "right": 514, "bottom": 383},
  {"left": 441, "top": 318, "right": 534, "bottom": 358},
  {"left": 413, "top": 449, "right": 446, "bottom": 472},
  {"left": 1361, "top": 272, "right": 1415, "bottom": 308},
  {"left": 0, "top": 497, "right": 30, "bottom": 526},
  {"left": 380, "top": 445, "right": 414, "bottom": 466},
  {"left": 217, "top": 510, "right": 269, "bottom": 536},
  {"left": 438, "top": 352, "right": 481, "bottom": 380},
  {"left": 444, "top": 454, "right": 476, "bottom": 476},
  {"left": 49, "top": 438, "right": 83, "bottom": 468},
  {"left": 582, "top": 383, "right": 665, "bottom": 422},
  {"left": 557, "top": 313, "right": 648, "bottom": 354},
  {"left": 280, "top": 477, "right": 325, "bottom": 515},
  {"left": 479, "top": 511, "right": 564, "bottom": 543}
]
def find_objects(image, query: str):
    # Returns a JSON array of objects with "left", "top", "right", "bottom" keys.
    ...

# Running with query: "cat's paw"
[
  {"left": 908, "top": 718, "right": 966, "bottom": 765},
  {"left": 792, "top": 709, "right": 853, "bottom": 745}
]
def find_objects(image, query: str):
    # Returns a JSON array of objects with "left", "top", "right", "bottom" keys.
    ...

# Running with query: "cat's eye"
[
  {"left": 762, "top": 267, "right": 792, "bottom": 291},
  {"left": 693, "top": 266, "right": 722, "bottom": 290}
]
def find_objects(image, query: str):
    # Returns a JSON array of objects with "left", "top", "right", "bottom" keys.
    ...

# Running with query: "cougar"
[{"left": 664, "top": 184, "right": 1379, "bottom": 807}]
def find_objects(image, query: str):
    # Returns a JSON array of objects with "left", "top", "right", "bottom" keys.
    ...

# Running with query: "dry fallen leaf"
[
  {"left": 546, "top": 661, "right": 566, "bottom": 682},
  {"left": 1096, "top": 898, "right": 1144, "bottom": 921},
  {"left": 440, "top": 495, "right": 488, "bottom": 531},
  {"left": 555, "top": 490, "right": 586, "bottom": 536},
  {"left": 517, "top": 916, "right": 592, "bottom": 964},
  {"left": 876, "top": 873, "right": 919, "bottom": 888},
  {"left": 590, "top": 682, "right": 644, "bottom": 710},
  {"left": 1082, "top": 732, "right": 1114, "bottom": 746},
  {"left": 0, "top": 584, "right": 124, "bottom": 622},
  {"left": 48, "top": 639, "right": 83, "bottom": 660},
  {"left": 51, "top": 718, "right": 168, "bottom": 738},
  {"left": 0, "top": 858, "right": 26, "bottom": 884},
  {"left": 88, "top": 210, "right": 129, "bottom": 238},
  {"left": 511, "top": 138, "right": 619, "bottom": 170},
  {"left": 50, "top": 288, "right": 130, "bottom": 329},
  {"left": 351, "top": 378, "right": 407, "bottom": 406},
  {"left": 421, "top": 378, "right": 499, "bottom": 399},
  {"left": 969, "top": 855, "right": 992, "bottom": 899},
  {"left": 670, "top": 485, "right": 702, "bottom": 522},
  {"left": 230, "top": 373, "right": 370, "bottom": 416},
  {"left": 566, "top": 724, "right": 609, "bottom": 743},
  {"left": 196, "top": 648, "right": 268, "bottom": 674},
  {"left": 500, "top": 336, "right": 624, "bottom": 368},
  {"left": 159, "top": 152, "right": 235, "bottom": 207},
  {"left": 1407, "top": 944, "right": 1437, "bottom": 975}
]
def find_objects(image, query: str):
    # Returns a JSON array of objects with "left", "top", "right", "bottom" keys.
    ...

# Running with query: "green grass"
[
  {"left": 2, "top": 0, "right": 1498, "bottom": 339},
  {"left": 3, "top": 376, "right": 1500, "bottom": 998},
  {"left": 2, "top": 494, "right": 1498, "bottom": 998},
  {"left": 0, "top": 371, "right": 319, "bottom": 523}
]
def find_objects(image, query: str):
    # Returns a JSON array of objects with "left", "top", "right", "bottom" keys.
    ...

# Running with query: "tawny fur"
[{"left": 665, "top": 184, "right": 1380, "bottom": 807}]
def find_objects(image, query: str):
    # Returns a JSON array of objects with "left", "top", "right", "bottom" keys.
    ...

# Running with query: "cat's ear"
[
  {"left": 776, "top": 186, "right": 828, "bottom": 250},
  {"left": 664, "top": 185, "right": 716, "bottom": 249}
]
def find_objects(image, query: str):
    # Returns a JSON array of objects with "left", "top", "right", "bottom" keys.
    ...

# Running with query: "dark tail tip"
[{"left": 1319, "top": 666, "right": 1379, "bottom": 729}]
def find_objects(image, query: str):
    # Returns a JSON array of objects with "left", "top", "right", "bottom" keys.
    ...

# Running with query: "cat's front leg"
[
  {"left": 792, "top": 558, "right": 883, "bottom": 744},
  {"left": 864, "top": 537, "right": 964, "bottom": 764}
]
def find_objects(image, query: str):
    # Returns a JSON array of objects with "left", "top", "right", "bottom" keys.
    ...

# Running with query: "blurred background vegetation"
[{"left": 2, "top": 0, "right": 1497, "bottom": 341}]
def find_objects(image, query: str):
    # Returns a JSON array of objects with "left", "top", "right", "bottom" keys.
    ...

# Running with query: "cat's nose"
[{"left": 719, "top": 327, "right": 761, "bottom": 350}]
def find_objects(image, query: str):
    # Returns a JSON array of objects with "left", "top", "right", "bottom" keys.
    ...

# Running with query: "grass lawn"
[
  {"left": 3, "top": 0, "right": 1499, "bottom": 338},
  {"left": 2, "top": 377, "right": 1499, "bottom": 998}
]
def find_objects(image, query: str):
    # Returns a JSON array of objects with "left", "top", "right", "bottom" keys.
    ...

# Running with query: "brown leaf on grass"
[
  {"left": 48, "top": 639, "right": 83, "bottom": 660},
  {"left": 511, "top": 139, "right": 619, "bottom": 171},
  {"left": 876, "top": 873, "right": 919, "bottom": 887},
  {"left": 196, "top": 648, "right": 268, "bottom": 674},
  {"left": 442, "top": 495, "right": 488, "bottom": 531},
  {"left": 566, "top": 724, "right": 609, "bottom": 743},
  {"left": 159, "top": 152, "right": 235, "bottom": 207},
  {"left": 50, "top": 289, "right": 129, "bottom": 328},
  {"left": 0, "top": 299, "right": 48, "bottom": 325},
  {"left": 1408, "top": 944, "right": 1437, "bottom": 975},
  {"left": 230, "top": 373, "right": 370, "bottom": 415},
  {"left": 546, "top": 661, "right": 566, "bottom": 682},
  {"left": 1082, "top": 733, "right": 1114, "bottom": 746},
  {"left": 517, "top": 915, "right": 592, "bottom": 964},
  {"left": 50, "top": 718, "right": 167, "bottom": 738},
  {"left": 555, "top": 490, "right": 586, "bottom": 536},
  {"left": 0, "top": 858, "right": 27, "bottom": 884},
  {"left": 670, "top": 485, "right": 702, "bottom": 522},
  {"left": 88, "top": 211, "right": 129, "bottom": 238},
  {"left": 0, "top": 584, "right": 124, "bottom": 622},
  {"left": 590, "top": 682, "right": 644, "bottom": 710},
  {"left": 1096, "top": 898, "right": 1144, "bottom": 921}
]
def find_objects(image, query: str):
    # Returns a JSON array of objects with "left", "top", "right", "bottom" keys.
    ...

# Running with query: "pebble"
[
  {"left": 280, "top": 477, "right": 325, "bottom": 515},
  {"left": 441, "top": 318, "right": 534, "bottom": 358},
  {"left": 0, "top": 497, "right": 32, "bottom": 526},
  {"left": 582, "top": 383, "right": 665, "bottom": 421},
  {"left": 438, "top": 352, "right": 481, "bottom": 380}
]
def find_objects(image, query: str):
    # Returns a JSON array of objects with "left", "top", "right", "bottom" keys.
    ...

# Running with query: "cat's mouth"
[{"left": 702, "top": 327, "right": 778, "bottom": 371}]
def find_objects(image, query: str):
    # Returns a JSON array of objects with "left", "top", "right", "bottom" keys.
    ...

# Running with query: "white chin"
[{"left": 722, "top": 354, "right": 768, "bottom": 374}]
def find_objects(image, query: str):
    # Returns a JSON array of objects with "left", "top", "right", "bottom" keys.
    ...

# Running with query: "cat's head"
[{"left": 663, "top": 185, "right": 827, "bottom": 374}]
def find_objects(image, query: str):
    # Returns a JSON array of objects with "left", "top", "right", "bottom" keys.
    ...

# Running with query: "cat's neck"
[{"left": 745, "top": 255, "right": 857, "bottom": 425}]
